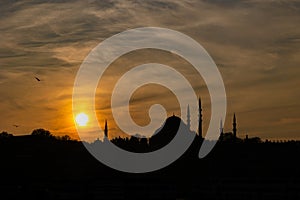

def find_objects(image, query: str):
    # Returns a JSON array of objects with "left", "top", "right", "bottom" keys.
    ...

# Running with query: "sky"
[{"left": 0, "top": 0, "right": 300, "bottom": 140}]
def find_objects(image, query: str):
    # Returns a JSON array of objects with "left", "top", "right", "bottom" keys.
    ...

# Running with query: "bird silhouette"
[
  {"left": 35, "top": 76, "right": 41, "bottom": 81},
  {"left": 13, "top": 125, "right": 19, "bottom": 128}
]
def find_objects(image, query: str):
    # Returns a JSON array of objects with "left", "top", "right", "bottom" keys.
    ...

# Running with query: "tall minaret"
[
  {"left": 187, "top": 104, "right": 191, "bottom": 130},
  {"left": 198, "top": 97, "right": 203, "bottom": 138},
  {"left": 104, "top": 119, "right": 108, "bottom": 138},
  {"left": 220, "top": 119, "right": 224, "bottom": 137},
  {"left": 219, "top": 119, "right": 224, "bottom": 141},
  {"left": 233, "top": 113, "right": 237, "bottom": 138}
]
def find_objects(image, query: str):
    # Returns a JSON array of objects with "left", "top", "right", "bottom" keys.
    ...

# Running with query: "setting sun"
[{"left": 75, "top": 113, "right": 89, "bottom": 126}]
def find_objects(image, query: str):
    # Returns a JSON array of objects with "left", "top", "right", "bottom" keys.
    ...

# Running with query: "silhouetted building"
[
  {"left": 198, "top": 97, "right": 203, "bottom": 138},
  {"left": 149, "top": 115, "right": 182, "bottom": 151}
]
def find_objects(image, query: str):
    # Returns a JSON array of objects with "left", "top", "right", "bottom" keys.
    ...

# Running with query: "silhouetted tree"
[
  {"left": 58, "top": 135, "right": 71, "bottom": 141},
  {"left": 247, "top": 137, "right": 262, "bottom": 143},
  {"left": 0, "top": 131, "right": 13, "bottom": 139},
  {"left": 31, "top": 128, "right": 52, "bottom": 138}
]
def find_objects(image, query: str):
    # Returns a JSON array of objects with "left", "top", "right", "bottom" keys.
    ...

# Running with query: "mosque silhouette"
[{"left": 102, "top": 97, "right": 244, "bottom": 153}]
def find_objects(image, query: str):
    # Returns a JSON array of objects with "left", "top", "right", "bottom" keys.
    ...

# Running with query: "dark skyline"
[{"left": 0, "top": 115, "right": 299, "bottom": 199}]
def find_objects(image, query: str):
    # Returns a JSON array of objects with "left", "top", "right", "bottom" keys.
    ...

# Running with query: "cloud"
[{"left": 0, "top": 0, "right": 299, "bottom": 140}]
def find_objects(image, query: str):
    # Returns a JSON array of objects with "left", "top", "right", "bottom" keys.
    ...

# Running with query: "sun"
[{"left": 75, "top": 113, "right": 89, "bottom": 126}]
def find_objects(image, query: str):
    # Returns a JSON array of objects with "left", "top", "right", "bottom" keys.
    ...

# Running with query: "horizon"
[{"left": 2, "top": 113, "right": 299, "bottom": 143}]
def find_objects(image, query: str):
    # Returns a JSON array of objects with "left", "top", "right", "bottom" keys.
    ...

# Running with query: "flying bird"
[
  {"left": 13, "top": 125, "right": 19, "bottom": 128},
  {"left": 35, "top": 76, "right": 41, "bottom": 81}
]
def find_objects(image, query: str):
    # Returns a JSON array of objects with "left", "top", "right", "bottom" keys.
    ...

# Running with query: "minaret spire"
[
  {"left": 198, "top": 97, "right": 203, "bottom": 138},
  {"left": 187, "top": 104, "right": 191, "bottom": 130},
  {"left": 233, "top": 113, "right": 237, "bottom": 138},
  {"left": 220, "top": 118, "right": 224, "bottom": 141},
  {"left": 220, "top": 119, "right": 223, "bottom": 134},
  {"left": 104, "top": 119, "right": 108, "bottom": 138}
]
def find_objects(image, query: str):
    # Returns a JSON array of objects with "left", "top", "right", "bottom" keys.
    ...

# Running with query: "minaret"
[
  {"left": 187, "top": 104, "right": 191, "bottom": 130},
  {"left": 104, "top": 119, "right": 108, "bottom": 138},
  {"left": 220, "top": 119, "right": 224, "bottom": 141},
  {"left": 198, "top": 97, "right": 203, "bottom": 138},
  {"left": 233, "top": 113, "right": 237, "bottom": 138}
]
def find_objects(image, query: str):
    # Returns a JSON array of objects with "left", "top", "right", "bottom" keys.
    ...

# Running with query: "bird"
[
  {"left": 35, "top": 76, "right": 41, "bottom": 81},
  {"left": 13, "top": 125, "right": 19, "bottom": 128}
]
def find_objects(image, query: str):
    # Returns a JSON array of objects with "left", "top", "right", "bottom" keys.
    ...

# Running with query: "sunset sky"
[{"left": 1, "top": 0, "right": 300, "bottom": 140}]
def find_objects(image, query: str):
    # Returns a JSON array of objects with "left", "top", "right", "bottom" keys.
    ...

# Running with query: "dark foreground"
[{"left": 0, "top": 136, "right": 299, "bottom": 200}]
